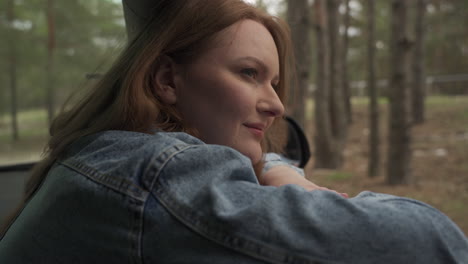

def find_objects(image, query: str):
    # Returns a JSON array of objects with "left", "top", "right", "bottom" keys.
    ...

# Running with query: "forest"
[{"left": 0, "top": 0, "right": 467, "bottom": 234}]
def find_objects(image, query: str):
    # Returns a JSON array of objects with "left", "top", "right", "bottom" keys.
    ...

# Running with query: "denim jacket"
[{"left": 1, "top": 130, "right": 467, "bottom": 263}]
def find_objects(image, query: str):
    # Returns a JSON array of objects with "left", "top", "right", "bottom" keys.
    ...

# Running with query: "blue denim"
[
  {"left": 263, "top": 153, "right": 305, "bottom": 176},
  {"left": 1, "top": 130, "right": 467, "bottom": 263}
]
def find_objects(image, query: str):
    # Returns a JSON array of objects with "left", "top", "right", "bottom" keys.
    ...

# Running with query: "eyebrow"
[{"left": 236, "top": 56, "right": 279, "bottom": 83}]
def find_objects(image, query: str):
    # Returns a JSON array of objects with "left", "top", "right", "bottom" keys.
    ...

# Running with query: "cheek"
[
  {"left": 202, "top": 74, "right": 255, "bottom": 120},
  {"left": 219, "top": 81, "right": 257, "bottom": 113},
  {"left": 209, "top": 90, "right": 250, "bottom": 135},
  {"left": 177, "top": 69, "right": 257, "bottom": 143}
]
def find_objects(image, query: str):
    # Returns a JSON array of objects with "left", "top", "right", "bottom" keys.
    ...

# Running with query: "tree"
[
  {"left": 366, "top": 0, "right": 380, "bottom": 178},
  {"left": 411, "top": 0, "right": 427, "bottom": 124},
  {"left": 6, "top": 0, "right": 19, "bottom": 141},
  {"left": 425, "top": 0, "right": 468, "bottom": 80},
  {"left": 287, "top": 0, "right": 311, "bottom": 128},
  {"left": 313, "top": 0, "right": 335, "bottom": 169},
  {"left": 45, "top": 0, "right": 56, "bottom": 125},
  {"left": 342, "top": 0, "right": 352, "bottom": 125},
  {"left": 326, "top": 0, "right": 347, "bottom": 168},
  {"left": 387, "top": 0, "right": 412, "bottom": 185},
  {"left": 0, "top": 0, "right": 126, "bottom": 151}
]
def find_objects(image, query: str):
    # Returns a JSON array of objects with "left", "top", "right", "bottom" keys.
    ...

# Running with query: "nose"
[{"left": 257, "top": 84, "right": 285, "bottom": 117}]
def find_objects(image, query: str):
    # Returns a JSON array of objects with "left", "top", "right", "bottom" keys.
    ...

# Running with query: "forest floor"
[{"left": 304, "top": 96, "right": 468, "bottom": 237}]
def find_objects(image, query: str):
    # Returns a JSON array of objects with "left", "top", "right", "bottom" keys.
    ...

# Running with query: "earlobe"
[{"left": 154, "top": 56, "right": 178, "bottom": 104}]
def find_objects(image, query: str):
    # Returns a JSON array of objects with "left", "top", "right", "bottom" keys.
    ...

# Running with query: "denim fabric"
[
  {"left": 1, "top": 130, "right": 467, "bottom": 263},
  {"left": 263, "top": 153, "right": 305, "bottom": 176}
]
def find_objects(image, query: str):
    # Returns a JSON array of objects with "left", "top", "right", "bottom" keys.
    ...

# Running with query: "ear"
[{"left": 154, "top": 55, "right": 179, "bottom": 104}]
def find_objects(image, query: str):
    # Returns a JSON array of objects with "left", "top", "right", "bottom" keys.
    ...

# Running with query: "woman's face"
[{"left": 174, "top": 19, "right": 284, "bottom": 164}]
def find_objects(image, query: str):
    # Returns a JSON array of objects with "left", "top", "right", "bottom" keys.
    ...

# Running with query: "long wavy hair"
[{"left": 1, "top": 0, "right": 295, "bottom": 235}]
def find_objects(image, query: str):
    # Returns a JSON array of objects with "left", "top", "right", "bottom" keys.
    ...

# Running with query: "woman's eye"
[{"left": 241, "top": 68, "right": 258, "bottom": 79}]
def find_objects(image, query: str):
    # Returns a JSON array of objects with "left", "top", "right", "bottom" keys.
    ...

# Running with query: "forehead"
[{"left": 201, "top": 19, "right": 279, "bottom": 73}]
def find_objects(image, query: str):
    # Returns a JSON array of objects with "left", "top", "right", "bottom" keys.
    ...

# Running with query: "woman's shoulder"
[
  {"left": 99, "top": 130, "right": 205, "bottom": 145},
  {"left": 49, "top": 129, "right": 254, "bottom": 202},
  {"left": 66, "top": 130, "right": 209, "bottom": 165},
  {"left": 57, "top": 130, "right": 212, "bottom": 195},
  {"left": 67, "top": 130, "right": 204, "bottom": 157}
]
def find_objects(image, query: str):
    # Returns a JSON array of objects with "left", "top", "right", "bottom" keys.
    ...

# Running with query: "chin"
[
  {"left": 241, "top": 148, "right": 263, "bottom": 165},
  {"left": 231, "top": 140, "right": 263, "bottom": 164}
]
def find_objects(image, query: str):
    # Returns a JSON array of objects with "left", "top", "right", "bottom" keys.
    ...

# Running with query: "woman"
[{"left": 1, "top": 0, "right": 467, "bottom": 263}]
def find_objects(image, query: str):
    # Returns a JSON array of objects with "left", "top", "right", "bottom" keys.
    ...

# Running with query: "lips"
[{"left": 244, "top": 123, "right": 266, "bottom": 137}]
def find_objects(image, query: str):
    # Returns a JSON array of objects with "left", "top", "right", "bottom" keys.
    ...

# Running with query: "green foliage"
[
  {"left": 2, "top": 0, "right": 466, "bottom": 112},
  {"left": 309, "top": 0, "right": 468, "bottom": 84},
  {"left": 425, "top": 0, "right": 468, "bottom": 75},
  {"left": 426, "top": 95, "right": 468, "bottom": 105},
  {"left": 0, "top": 0, "right": 126, "bottom": 113},
  {"left": 351, "top": 96, "right": 388, "bottom": 105}
]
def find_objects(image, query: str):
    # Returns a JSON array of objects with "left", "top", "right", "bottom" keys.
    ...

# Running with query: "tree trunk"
[
  {"left": 313, "top": 0, "right": 335, "bottom": 169},
  {"left": 287, "top": 0, "right": 311, "bottom": 128},
  {"left": 46, "top": 0, "right": 56, "bottom": 126},
  {"left": 367, "top": 0, "right": 379, "bottom": 178},
  {"left": 342, "top": 0, "right": 352, "bottom": 125},
  {"left": 411, "top": 0, "right": 427, "bottom": 124},
  {"left": 7, "top": 0, "right": 19, "bottom": 141},
  {"left": 387, "top": 0, "right": 412, "bottom": 185},
  {"left": 326, "top": 0, "right": 347, "bottom": 168}
]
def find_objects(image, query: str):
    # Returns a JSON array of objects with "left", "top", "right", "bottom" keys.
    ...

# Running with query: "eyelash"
[
  {"left": 241, "top": 68, "right": 279, "bottom": 91},
  {"left": 241, "top": 68, "right": 258, "bottom": 79}
]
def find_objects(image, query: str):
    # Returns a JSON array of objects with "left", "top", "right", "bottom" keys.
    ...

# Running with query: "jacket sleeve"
[
  {"left": 263, "top": 152, "right": 305, "bottom": 177},
  {"left": 151, "top": 144, "right": 468, "bottom": 264}
]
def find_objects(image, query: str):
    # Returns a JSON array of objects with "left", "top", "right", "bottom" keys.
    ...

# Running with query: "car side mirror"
[{"left": 283, "top": 116, "right": 311, "bottom": 168}]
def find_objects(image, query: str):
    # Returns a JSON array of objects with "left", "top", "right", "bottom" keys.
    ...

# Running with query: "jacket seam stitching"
[
  {"left": 151, "top": 146, "right": 336, "bottom": 264},
  {"left": 59, "top": 159, "right": 147, "bottom": 201}
]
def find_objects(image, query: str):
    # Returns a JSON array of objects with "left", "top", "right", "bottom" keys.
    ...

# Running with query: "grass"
[
  {"left": 0, "top": 109, "right": 48, "bottom": 164},
  {"left": 327, "top": 171, "right": 353, "bottom": 181}
]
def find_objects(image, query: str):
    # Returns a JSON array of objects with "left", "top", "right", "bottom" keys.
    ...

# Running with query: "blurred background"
[{"left": 0, "top": 0, "right": 467, "bottom": 235}]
